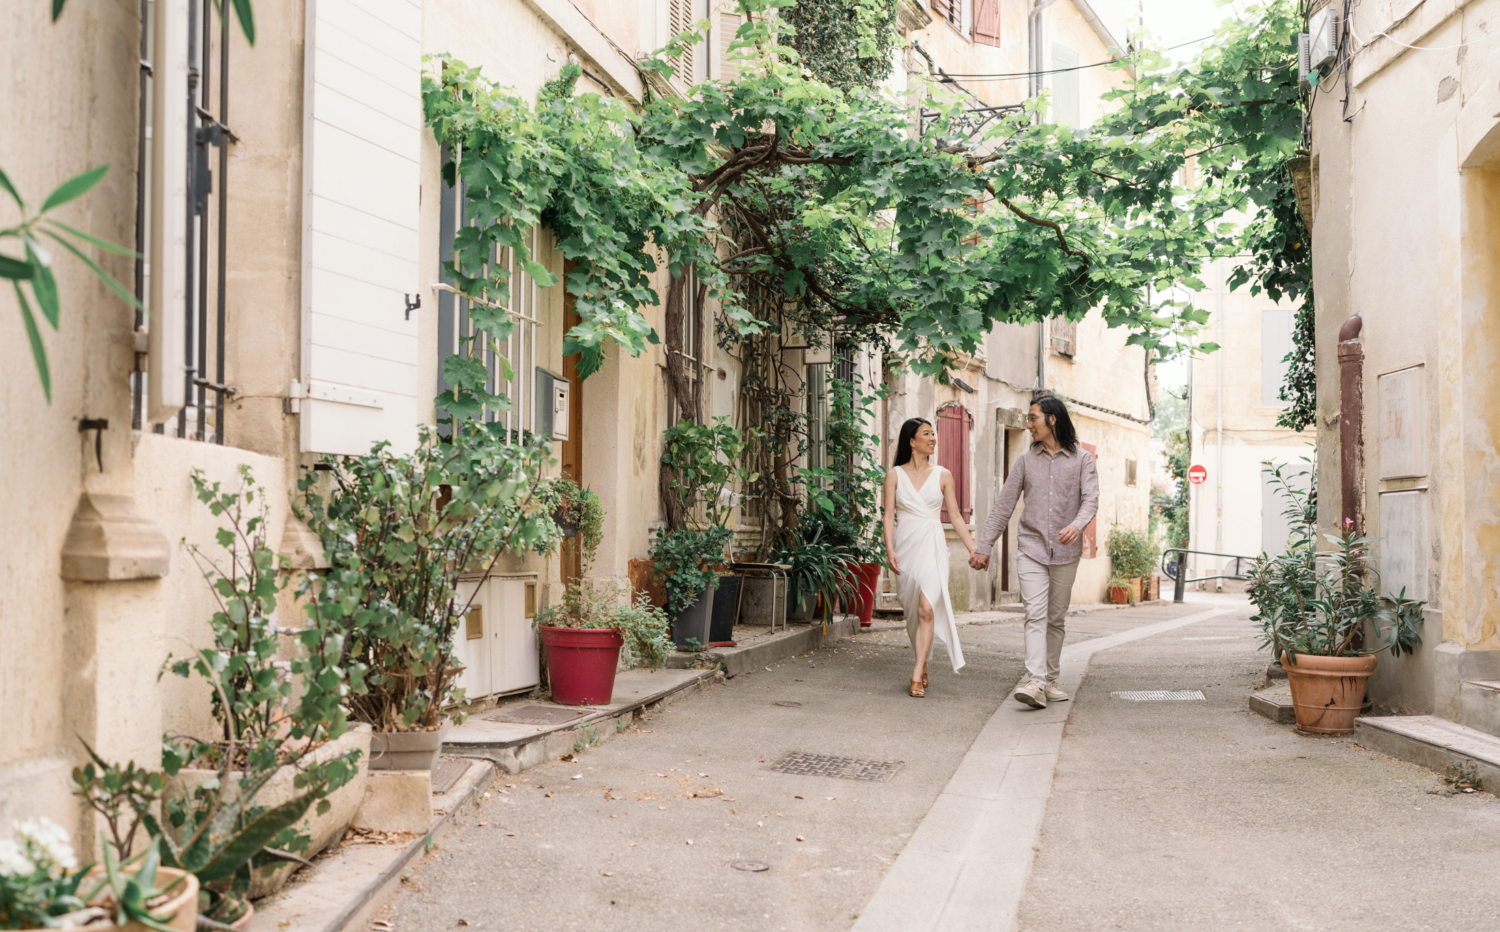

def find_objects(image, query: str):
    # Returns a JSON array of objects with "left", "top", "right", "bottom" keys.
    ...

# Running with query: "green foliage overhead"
[{"left": 783, "top": 0, "right": 898, "bottom": 92}]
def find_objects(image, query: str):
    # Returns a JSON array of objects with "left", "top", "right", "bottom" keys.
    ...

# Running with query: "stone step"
[
  {"left": 1249, "top": 683, "right": 1295, "bottom": 724},
  {"left": 1455, "top": 680, "right": 1500, "bottom": 735},
  {"left": 1354, "top": 714, "right": 1500, "bottom": 790}
]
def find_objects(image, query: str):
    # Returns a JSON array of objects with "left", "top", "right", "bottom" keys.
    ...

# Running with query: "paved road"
[
  {"left": 381, "top": 604, "right": 1186, "bottom": 931},
  {"left": 382, "top": 597, "right": 1500, "bottom": 931}
]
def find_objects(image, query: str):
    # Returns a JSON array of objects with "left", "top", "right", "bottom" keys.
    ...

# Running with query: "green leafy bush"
[
  {"left": 300, "top": 423, "right": 559, "bottom": 731},
  {"left": 773, "top": 525, "right": 860, "bottom": 622},
  {"left": 1105, "top": 526, "right": 1157, "bottom": 580},
  {"left": 650, "top": 526, "right": 735, "bottom": 615}
]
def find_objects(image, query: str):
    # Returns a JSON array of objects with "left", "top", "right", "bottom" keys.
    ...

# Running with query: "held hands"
[
  {"left": 968, "top": 551, "right": 990, "bottom": 571},
  {"left": 1058, "top": 525, "right": 1081, "bottom": 546}
]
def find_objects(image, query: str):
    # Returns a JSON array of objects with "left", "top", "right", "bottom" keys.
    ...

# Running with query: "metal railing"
[{"left": 1161, "top": 548, "right": 1257, "bottom": 603}]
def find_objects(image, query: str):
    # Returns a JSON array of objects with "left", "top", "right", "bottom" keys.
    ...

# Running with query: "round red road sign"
[{"left": 1188, "top": 464, "right": 1207, "bottom": 485}]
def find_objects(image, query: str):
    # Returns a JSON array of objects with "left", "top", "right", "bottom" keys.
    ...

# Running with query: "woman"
[
  {"left": 969, "top": 395, "right": 1098, "bottom": 709},
  {"left": 883, "top": 417, "right": 979, "bottom": 698}
]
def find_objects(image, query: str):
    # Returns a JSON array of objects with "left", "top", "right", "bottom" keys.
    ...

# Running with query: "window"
[
  {"left": 1261, "top": 309, "right": 1294, "bottom": 405},
  {"left": 937, "top": 405, "right": 973, "bottom": 524},
  {"left": 806, "top": 363, "right": 828, "bottom": 477},
  {"left": 1051, "top": 44, "right": 1080, "bottom": 126},
  {"left": 437, "top": 171, "right": 539, "bottom": 438},
  {"left": 1126, "top": 458, "right": 1138, "bottom": 487},
  {"left": 669, "top": 266, "right": 706, "bottom": 425},
  {"left": 931, "top": 0, "right": 961, "bottom": 29},
  {"left": 973, "top": 0, "right": 1000, "bottom": 46},
  {"left": 1051, "top": 319, "right": 1077, "bottom": 358},
  {"left": 133, "top": 0, "right": 236, "bottom": 443}
]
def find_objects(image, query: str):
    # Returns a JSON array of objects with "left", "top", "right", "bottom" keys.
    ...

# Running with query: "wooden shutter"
[
  {"left": 974, "top": 0, "right": 1000, "bottom": 46},
  {"left": 931, "top": 0, "right": 960, "bottom": 27},
  {"left": 716, "top": 10, "right": 742, "bottom": 81},
  {"left": 1051, "top": 319, "right": 1077, "bottom": 357},
  {"left": 300, "top": 0, "right": 423, "bottom": 455},
  {"left": 670, "top": 0, "right": 697, "bottom": 86},
  {"left": 938, "top": 405, "right": 973, "bottom": 524},
  {"left": 1080, "top": 441, "right": 1098, "bottom": 558}
]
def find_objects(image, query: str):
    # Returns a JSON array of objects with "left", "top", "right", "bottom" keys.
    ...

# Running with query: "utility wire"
[{"left": 937, "top": 34, "right": 1216, "bottom": 80}]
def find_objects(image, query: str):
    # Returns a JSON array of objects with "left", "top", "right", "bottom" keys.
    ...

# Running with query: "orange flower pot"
[{"left": 1281, "top": 652, "right": 1377, "bottom": 735}]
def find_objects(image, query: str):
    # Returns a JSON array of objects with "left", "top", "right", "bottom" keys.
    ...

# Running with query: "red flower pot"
[
  {"left": 540, "top": 625, "right": 623, "bottom": 706},
  {"left": 853, "top": 562, "right": 882, "bottom": 627}
]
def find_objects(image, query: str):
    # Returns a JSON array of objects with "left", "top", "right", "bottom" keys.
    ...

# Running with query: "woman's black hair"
[
  {"left": 893, "top": 417, "right": 931, "bottom": 467},
  {"left": 1030, "top": 395, "right": 1078, "bottom": 452}
]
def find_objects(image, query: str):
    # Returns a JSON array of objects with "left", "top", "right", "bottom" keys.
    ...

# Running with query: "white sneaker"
[
  {"left": 1014, "top": 680, "right": 1047, "bottom": 709},
  {"left": 1043, "top": 682, "right": 1070, "bottom": 702}
]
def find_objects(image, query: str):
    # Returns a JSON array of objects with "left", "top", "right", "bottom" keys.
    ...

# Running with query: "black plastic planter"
[
  {"left": 710, "top": 575, "right": 742, "bottom": 642},
  {"left": 671, "top": 583, "right": 716, "bottom": 651}
]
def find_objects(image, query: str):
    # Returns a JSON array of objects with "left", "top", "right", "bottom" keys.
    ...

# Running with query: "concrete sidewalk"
[{"left": 1017, "top": 606, "right": 1500, "bottom": 931}]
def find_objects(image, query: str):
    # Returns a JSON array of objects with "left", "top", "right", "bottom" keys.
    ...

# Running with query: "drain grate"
[
  {"left": 770, "top": 751, "right": 903, "bottom": 782},
  {"left": 1110, "top": 690, "right": 1206, "bottom": 701},
  {"left": 483, "top": 705, "right": 590, "bottom": 726}
]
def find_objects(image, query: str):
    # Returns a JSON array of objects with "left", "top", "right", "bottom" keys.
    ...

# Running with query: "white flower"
[
  {"left": 0, "top": 838, "right": 35, "bottom": 877},
  {"left": 14, "top": 817, "right": 77, "bottom": 873}
]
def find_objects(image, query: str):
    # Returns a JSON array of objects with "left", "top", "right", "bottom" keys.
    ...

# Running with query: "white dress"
[{"left": 894, "top": 466, "right": 966, "bottom": 673}]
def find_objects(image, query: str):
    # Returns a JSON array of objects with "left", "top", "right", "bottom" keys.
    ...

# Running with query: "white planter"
[{"left": 164, "top": 724, "right": 371, "bottom": 899}]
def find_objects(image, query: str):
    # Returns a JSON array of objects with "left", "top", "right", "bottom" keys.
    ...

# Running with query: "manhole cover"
[
  {"left": 770, "top": 751, "right": 903, "bottom": 782},
  {"left": 484, "top": 705, "right": 590, "bottom": 726},
  {"left": 774, "top": 701, "right": 803, "bottom": 708},
  {"left": 431, "top": 758, "right": 472, "bottom": 795},
  {"left": 732, "top": 860, "right": 769, "bottom": 872},
  {"left": 1110, "top": 690, "right": 1206, "bottom": 701}
]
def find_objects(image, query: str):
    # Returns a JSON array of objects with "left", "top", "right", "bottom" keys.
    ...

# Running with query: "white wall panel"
[{"left": 301, "top": 0, "right": 423, "bottom": 455}]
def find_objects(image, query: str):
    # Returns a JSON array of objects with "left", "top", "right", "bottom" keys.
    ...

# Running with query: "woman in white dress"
[{"left": 882, "top": 417, "right": 979, "bottom": 697}]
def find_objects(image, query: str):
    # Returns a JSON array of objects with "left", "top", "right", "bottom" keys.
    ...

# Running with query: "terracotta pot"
[
  {"left": 1281, "top": 651, "right": 1377, "bottom": 735},
  {"left": 1108, "top": 584, "right": 1133, "bottom": 605},
  {"left": 540, "top": 625, "right": 624, "bottom": 705},
  {"left": 42, "top": 867, "right": 200, "bottom": 932}
]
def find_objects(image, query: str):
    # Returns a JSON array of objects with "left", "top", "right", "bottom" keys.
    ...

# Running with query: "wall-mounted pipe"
[{"left": 1338, "top": 313, "right": 1364, "bottom": 532}]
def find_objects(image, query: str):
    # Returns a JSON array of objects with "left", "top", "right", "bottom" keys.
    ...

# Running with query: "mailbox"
[{"left": 535, "top": 368, "right": 570, "bottom": 441}]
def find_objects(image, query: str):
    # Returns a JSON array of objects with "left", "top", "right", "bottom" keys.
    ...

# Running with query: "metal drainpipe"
[
  {"left": 1036, "top": 322, "right": 1046, "bottom": 391},
  {"left": 1215, "top": 258, "right": 1225, "bottom": 559}
]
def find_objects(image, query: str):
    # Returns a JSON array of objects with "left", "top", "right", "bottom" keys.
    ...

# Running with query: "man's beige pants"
[{"left": 1017, "top": 554, "right": 1080, "bottom": 683}]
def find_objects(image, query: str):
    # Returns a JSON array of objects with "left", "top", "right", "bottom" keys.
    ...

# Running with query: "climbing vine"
[{"left": 783, "top": 0, "right": 898, "bottom": 93}]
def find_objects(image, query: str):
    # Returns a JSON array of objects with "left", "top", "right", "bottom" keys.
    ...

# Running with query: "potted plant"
[
  {"left": 1247, "top": 462, "right": 1424, "bottom": 735},
  {"left": 300, "top": 423, "right": 559, "bottom": 767},
  {"left": 543, "top": 476, "right": 603, "bottom": 552},
  {"left": 650, "top": 526, "right": 735, "bottom": 649},
  {"left": 801, "top": 366, "right": 888, "bottom": 625},
  {"left": 535, "top": 582, "right": 673, "bottom": 705},
  {"left": 162, "top": 467, "right": 367, "bottom": 901},
  {"left": 1105, "top": 526, "right": 1156, "bottom": 601},
  {"left": 773, "top": 525, "right": 860, "bottom": 626},
  {"left": 1106, "top": 575, "right": 1137, "bottom": 605},
  {"left": 0, "top": 819, "right": 198, "bottom": 932},
  {"left": 656, "top": 418, "right": 754, "bottom": 648}
]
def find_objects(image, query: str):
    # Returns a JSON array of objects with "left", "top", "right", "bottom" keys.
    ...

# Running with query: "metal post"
[{"left": 1173, "top": 556, "right": 1186, "bottom": 602}]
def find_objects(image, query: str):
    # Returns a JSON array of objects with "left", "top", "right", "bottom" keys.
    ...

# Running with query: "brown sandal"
[
  {"left": 922, "top": 673, "right": 929, "bottom": 688},
  {"left": 909, "top": 680, "right": 925, "bottom": 698}
]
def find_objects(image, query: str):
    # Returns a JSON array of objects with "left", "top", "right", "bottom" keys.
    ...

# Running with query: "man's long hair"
[{"left": 1032, "top": 395, "right": 1078, "bottom": 453}]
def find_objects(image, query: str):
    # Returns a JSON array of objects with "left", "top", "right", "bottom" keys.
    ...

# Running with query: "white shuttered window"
[{"left": 300, "top": 0, "right": 423, "bottom": 455}]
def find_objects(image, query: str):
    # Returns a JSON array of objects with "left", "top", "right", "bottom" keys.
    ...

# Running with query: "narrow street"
[{"left": 381, "top": 597, "right": 1500, "bottom": 931}]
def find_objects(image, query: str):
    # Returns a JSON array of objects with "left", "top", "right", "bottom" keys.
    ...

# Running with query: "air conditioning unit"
[{"left": 1307, "top": 7, "right": 1339, "bottom": 68}]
